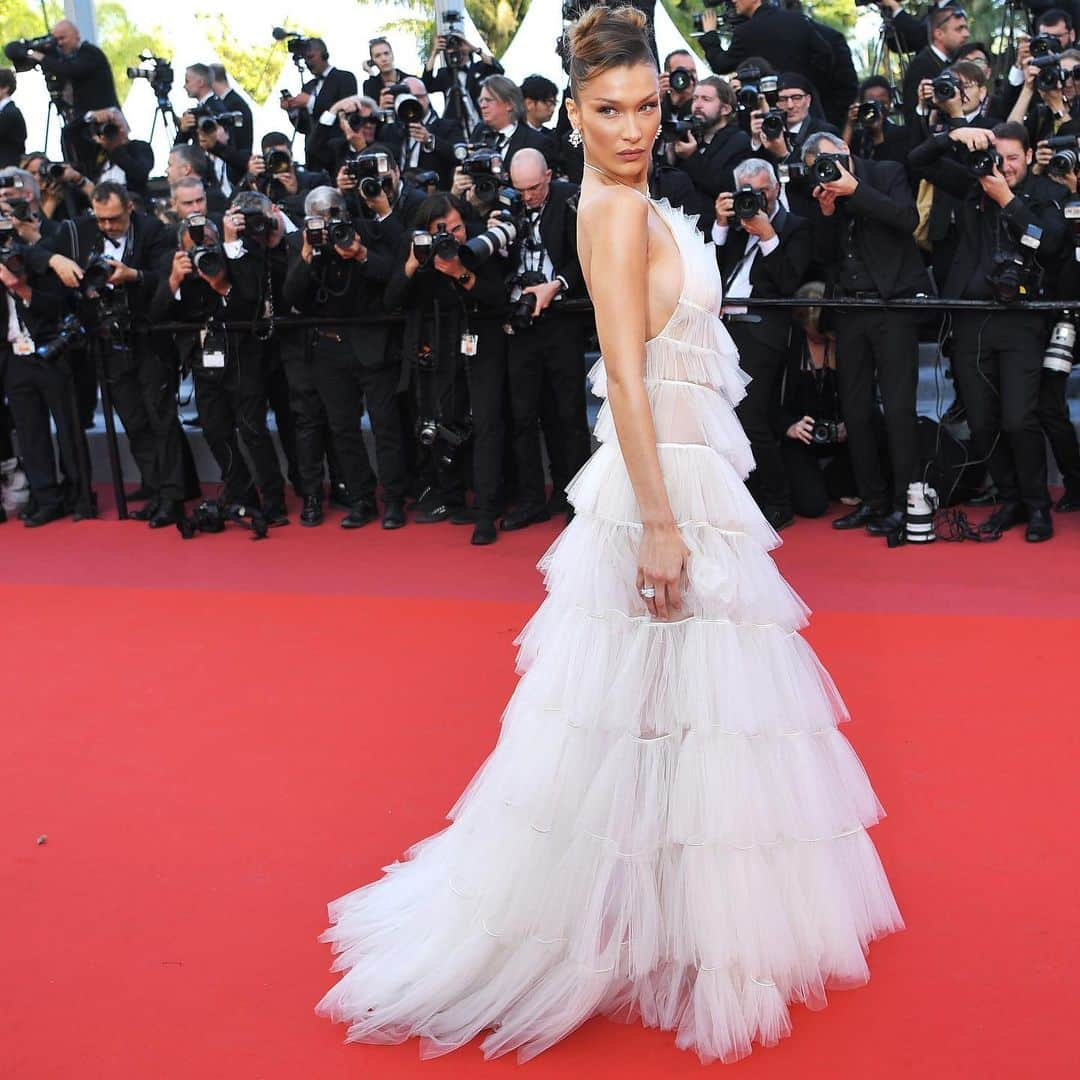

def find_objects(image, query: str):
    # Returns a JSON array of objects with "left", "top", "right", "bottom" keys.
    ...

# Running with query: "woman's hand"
[{"left": 637, "top": 523, "right": 690, "bottom": 622}]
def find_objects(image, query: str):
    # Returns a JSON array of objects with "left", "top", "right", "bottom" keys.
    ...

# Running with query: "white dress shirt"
[{"left": 711, "top": 207, "right": 782, "bottom": 315}]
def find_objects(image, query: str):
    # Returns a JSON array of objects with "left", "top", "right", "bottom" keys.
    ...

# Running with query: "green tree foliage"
[
  {"left": 0, "top": 0, "right": 167, "bottom": 97},
  {"left": 194, "top": 13, "right": 318, "bottom": 104},
  {"left": 382, "top": 1, "right": 532, "bottom": 60}
]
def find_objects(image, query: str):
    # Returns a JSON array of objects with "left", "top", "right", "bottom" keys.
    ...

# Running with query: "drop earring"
[{"left": 569, "top": 127, "right": 582, "bottom": 148}]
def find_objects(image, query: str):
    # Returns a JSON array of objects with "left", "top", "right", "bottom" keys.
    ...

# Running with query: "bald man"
[
  {"left": 382, "top": 75, "right": 465, "bottom": 189},
  {"left": 500, "top": 147, "right": 590, "bottom": 530},
  {"left": 22, "top": 19, "right": 118, "bottom": 175}
]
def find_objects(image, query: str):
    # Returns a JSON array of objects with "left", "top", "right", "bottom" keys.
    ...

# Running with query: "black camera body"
[
  {"left": 810, "top": 153, "right": 850, "bottom": 185},
  {"left": 1030, "top": 34, "right": 1060, "bottom": 59},
  {"left": 732, "top": 185, "right": 768, "bottom": 221},
  {"left": 507, "top": 269, "right": 549, "bottom": 331},
  {"left": 660, "top": 118, "right": 697, "bottom": 143},
  {"left": 760, "top": 110, "right": 786, "bottom": 142},
  {"left": 430, "top": 225, "right": 460, "bottom": 261},
  {"left": 932, "top": 69, "right": 960, "bottom": 102},
  {"left": 811, "top": 419, "right": 841, "bottom": 446},
  {"left": 264, "top": 148, "right": 292, "bottom": 176},
  {"left": 954, "top": 142, "right": 1002, "bottom": 177},
  {"left": 858, "top": 100, "right": 884, "bottom": 127},
  {"left": 239, "top": 208, "right": 274, "bottom": 242},
  {"left": 197, "top": 110, "right": 244, "bottom": 135},
  {"left": 35, "top": 314, "right": 85, "bottom": 363},
  {"left": 986, "top": 224, "right": 1044, "bottom": 303},
  {"left": 462, "top": 147, "right": 505, "bottom": 201},
  {"left": 191, "top": 245, "right": 225, "bottom": 279},
  {"left": 126, "top": 54, "right": 174, "bottom": 103},
  {"left": 668, "top": 66, "right": 694, "bottom": 93},
  {"left": 347, "top": 150, "right": 394, "bottom": 200},
  {"left": 1029, "top": 54, "right": 1064, "bottom": 92},
  {"left": 3, "top": 34, "right": 57, "bottom": 72},
  {"left": 89, "top": 118, "right": 121, "bottom": 139},
  {"left": 0, "top": 231, "right": 29, "bottom": 277}
]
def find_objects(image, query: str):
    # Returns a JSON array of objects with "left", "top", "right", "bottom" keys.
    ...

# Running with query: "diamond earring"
[{"left": 569, "top": 127, "right": 582, "bottom": 148}]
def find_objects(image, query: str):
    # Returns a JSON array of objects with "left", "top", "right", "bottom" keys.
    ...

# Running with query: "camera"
[
  {"left": 412, "top": 229, "right": 434, "bottom": 265},
  {"left": 459, "top": 217, "right": 518, "bottom": 269},
  {"left": 810, "top": 152, "right": 850, "bottom": 185},
  {"left": 1044, "top": 313, "right": 1077, "bottom": 374},
  {"left": 238, "top": 208, "right": 273, "bottom": 241},
  {"left": 954, "top": 142, "right": 1002, "bottom": 177},
  {"left": 343, "top": 110, "right": 374, "bottom": 133},
  {"left": 344, "top": 150, "right": 393, "bottom": 200},
  {"left": 3, "top": 34, "right": 57, "bottom": 72},
  {"left": 760, "top": 109, "right": 786, "bottom": 142},
  {"left": 189, "top": 216, "right": 225, "bottom": 278},
  {"left": 732, "top": 185, "right": 768, "bottom": 221},
  {"left": 34, "top": 315, "right": 85, "bottom": 363},
  {"left": 197, "top": 110, "right": 243, "bottom": 135},
  {"left": 0, "top": 224, "right": 28, "bottom": 276},
  {"left": 858, "top": 100, "right": 884, "bottom": 127},
  {"left": 89, "top": 117, "right": 121, "bottom": 139},
  {"left": 1030, "top": 54, "right": 1064, "bottom": 91},
  {"left": 429, "top": 224, "right": 460, "bottom": 261},
  {"left": 410, "top": 168, "right": 441, "bottom": 194},
  {"left": 417, "top": 417, "right": 472, "bottom": 467},
  {"left": 668, "top": 67, "right": 694, "bottom": 93},
  {"left": 507, "top": 269, "right": 549, "bottom": 331},
  {"left": 79, "top": 254, "right": 115, "bottom": 299},
  {"left": 46, "top": 161, "right": 70, "bottom": 181},
  {"left": 692, "top": 0, "right": 735, "bottom": 32},
  {"left": 811, "top": 419, "right": 841, "bottom": 445},
  {"left": 461, "top": 147, "right": 505, "bottom": 201},
  {"left": 734, "top": 67, "right": 778, "bottom": 112},
  {"left": 264, "top": 148, "right": 292, "bottom": 176},
  {"left": 1048, "top": 148, "right": 1078, "bottom": 178},
  {"left": 986, "top": 224, "right": 1043, "bottom": 303},
  {"left": 660, "top": 118, "right": 698, "bottom": 142},
  {"left": 126, "top": 53, "right": 174, "bottom": 103},
  {"left": 932, "top": 69, "right": 960, "bottom": 102},
  {"left": 1030, "top": 34, "right": 1060, "bottom": 59},
  {"left": 0, "top": 175, "right": 24, "bottom": 191}
]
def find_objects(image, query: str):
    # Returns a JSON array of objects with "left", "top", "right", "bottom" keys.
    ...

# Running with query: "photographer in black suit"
[
  {"left": 0, "top": 245, "right": 91, "bottom": 525},
  {"left": 284, "top": 186, "right": 406, "bottom": 530},
  {"left": 909, "top": 121, "right": 1067, "bottom": 541},
  {"left": 243, "top": 132, "right": 331, "bottom": 227},
  {"left": 474, "top": 76, "right": 557, "bottom": 171},
  {"left": 901, "top": 5, "right": 970, "bottom": 127},
  {"left": 700, "top": 0, "right": 831, "bottom": 86},
  {"left": 6, "top": 20, "right": 117, "bottom": 176},
  {"left": 840, "top": 76, "right": 909, "bottom": 167},
  {"left": 279, "top": 39, "right": 357, "bottom": 174},
  {"left": 385, "top": 193, "right": 510, "bottom": 546},
  {"left": 382, "top": 77, "right": 465, "bottom": 191},
  {"left": 804, "top": 133, "right": 932, "bottom": 539},
  {"left": 669, "top": 76, "right": 752, "bottom": 201},
  {"left": 714, "top": 159, "right": 813, "bottom": 529},
  {"left": 175, "top": 64, "right": 226, "bottom": 144},
  {"left": 209, "top": 64, "right": 254, "bottom": 155},
  {"left": 30, "top": 181, "right": 189, "bottom": 525},
  {"left": 500, "top": 149, "right": 590, "bottom": 531},
  {"left": 0, "top": 69, "right": 26, "bottom": 168},
  {"left": 422, "top": 29, "right": 504, "bottom": 132},
  {"left": 82, "top": 108, "right": 154, "bottom": 196},
  {"left": 220, "top": 192, "right": 300, "bottom": 526}
]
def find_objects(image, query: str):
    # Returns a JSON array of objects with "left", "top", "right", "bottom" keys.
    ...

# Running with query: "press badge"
[
  {"left": 200, "top": 328, "right": 226, "bottom": 368},
  {"left": 13, "top": 333, "right": 35, "bottom": 356},
  {"left": 461, "top": 333, "right": 478, "bottom": 356}
]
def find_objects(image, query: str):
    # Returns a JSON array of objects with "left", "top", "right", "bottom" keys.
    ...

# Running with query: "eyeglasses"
[{"left": 777, "top": 93, "right": 807, "bottom": 104}]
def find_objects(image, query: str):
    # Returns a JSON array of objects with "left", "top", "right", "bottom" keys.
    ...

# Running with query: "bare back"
[{"left": 577, "top": 183, "right": 684, "bottom": 345}]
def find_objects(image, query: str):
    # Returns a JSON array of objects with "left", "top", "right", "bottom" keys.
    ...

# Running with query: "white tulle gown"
[{"left": 316, "top": 194, "right": 904, "bottom": 1064}]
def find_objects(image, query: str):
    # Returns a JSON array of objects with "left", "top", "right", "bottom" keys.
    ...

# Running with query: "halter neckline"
[{"left": 582, "top": 162, "right": 651, "bottom": 199}]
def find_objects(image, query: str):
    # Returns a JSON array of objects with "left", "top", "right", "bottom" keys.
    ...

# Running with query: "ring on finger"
[{"left": 640, "top": 585, "right": 656, "bottom": 599}]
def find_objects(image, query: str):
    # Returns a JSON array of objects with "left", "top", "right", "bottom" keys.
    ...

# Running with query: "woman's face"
[{"left": 567, "top": 62, "right": 660, "bottom": 185}]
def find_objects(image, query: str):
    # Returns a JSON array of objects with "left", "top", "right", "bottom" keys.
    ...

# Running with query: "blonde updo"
[{"left": 563, "top": 4, "right": 655, "bottom": 99}]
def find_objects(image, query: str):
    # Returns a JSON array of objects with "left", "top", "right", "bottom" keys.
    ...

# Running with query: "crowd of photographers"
[{"left": 2, "top": 3, "right": 1080, "bottom": 545}]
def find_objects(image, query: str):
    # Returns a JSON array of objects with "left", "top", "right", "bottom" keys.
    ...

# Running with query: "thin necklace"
[{"left": 582, "top": 161, "right": 649, "bottom": 197}]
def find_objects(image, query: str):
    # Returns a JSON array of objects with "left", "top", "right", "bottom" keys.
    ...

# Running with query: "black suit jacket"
[
  {"left": 470, "top": 122, "right": 557, "bottom": 171},
  {"left": 37, "top": 42, "right": 118, "bottom": 114},
  {"left": 0, "top": 100, "right": 27, "bottom": 167},
  {"left": 813, "top": 19, "right": 859, "bottom": 129},
  {"left": 508, "top": 180, "right": 585, "bottom": 298},
  {"left": 361, "top": 69, "right": 417, "bottom": 103},
  {"left": 702, "top": 5, "right": 832, "bottom": 83},
  {"left": 901, "top": 47, "right": 949, "bottom": 128},
  {"left": 679, "top": 124, "right": 753, "bottom": 200},
  {"left": 174, "top": 94, "right": 227, "bottom": 146},
  {"left": 810, "top": 156, "right": 932, "bottom": 300},
  {"left": 219, "top": 89, "right": 254, "bottom": 154},
  {"left": 383, "top": 111, "right": 466, "bottom": 189},
  {"left": 716, "top": 206, "right": 812, "bottom": 348},
  {"left": 90, "top": 139, "right": 155, "bottom": 194},
  {"left": 301, "top": 68, "right": 359, "bottom": 172}
]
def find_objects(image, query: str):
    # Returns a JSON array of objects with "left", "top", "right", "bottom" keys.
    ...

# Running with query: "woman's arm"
[{"left": 581, "top": 186, "right": 687, "bottom": 621}]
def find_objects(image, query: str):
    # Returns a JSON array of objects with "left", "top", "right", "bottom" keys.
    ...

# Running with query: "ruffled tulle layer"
[{"left": 317, "top": 196, "right": 902, "bottom": 1065}]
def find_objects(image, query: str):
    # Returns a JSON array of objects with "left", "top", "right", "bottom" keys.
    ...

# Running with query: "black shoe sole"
[{"left": 299, "top": 516, "right": 324, "bottom": 528}]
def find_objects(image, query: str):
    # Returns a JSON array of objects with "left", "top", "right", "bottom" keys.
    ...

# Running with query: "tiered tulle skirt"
[{"left": 316, "top": 294, "right": 904, "bottom": 1063}]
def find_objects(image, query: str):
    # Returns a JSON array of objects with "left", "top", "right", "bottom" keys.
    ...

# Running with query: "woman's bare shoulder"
[{"left": 577, "top": 184, "right": 649, "bottom": 242}]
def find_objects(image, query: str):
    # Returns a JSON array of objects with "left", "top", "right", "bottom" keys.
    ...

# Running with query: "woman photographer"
[
  {"left": 384, "top": 192, "right": 509, "bottom": 545},
  {"left": 779, "top": 282, "right": 862, "bottom": 519}
]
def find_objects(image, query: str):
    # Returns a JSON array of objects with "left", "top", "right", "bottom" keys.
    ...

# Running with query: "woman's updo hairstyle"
[{"left": 563, "top": 4, "right": 656, "bottom": 100}]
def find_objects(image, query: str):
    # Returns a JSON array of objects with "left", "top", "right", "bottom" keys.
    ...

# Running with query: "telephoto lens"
[
  {"left": 1043, "top": 316, "right": 1077, "bottom": 374},
  {"left": 905, "top": 482, "right": 937, "bottom": 543}
]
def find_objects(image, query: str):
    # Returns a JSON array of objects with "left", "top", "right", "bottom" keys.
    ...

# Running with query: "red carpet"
[{"left": 2, "top": 499, "right": 1078, "bottom": 1079}]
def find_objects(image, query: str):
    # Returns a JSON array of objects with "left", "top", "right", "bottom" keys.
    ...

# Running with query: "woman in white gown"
[{"left": 316, "top": 5, "right": 903, "bottom": 1064}]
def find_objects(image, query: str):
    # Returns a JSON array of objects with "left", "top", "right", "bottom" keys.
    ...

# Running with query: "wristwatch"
[{"left": 457, "top": 270, "right": 471, "bottom": 285}]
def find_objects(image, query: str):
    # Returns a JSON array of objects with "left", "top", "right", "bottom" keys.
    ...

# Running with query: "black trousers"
[
  {"left": 105, "top": 340, "right": 188, "bottom": 503},
  {"left": 834, "top": 308, "right": 919, "bottom": 511},
  {"left": 506, "top": 314, "right": 590, "bottom": 510},
  {"left": 191, "top": 362, "right": 259, "bottom": 506},
  {"left": 1037, "top": 368, "right": 1080, "bottom": 497},
  {"left": 780, "top": 439, "right": 859, "bottom": 518},
  {"left": 230, "top": 337, "right": 288, "bottom": 506},
  {"left": 952, "top": 311, "right": 1049, "bottom": 510},
  {"left": 310, "top": 335, "right": 407, "bottom": 505},
  {"left": 2, "top": 347, "right": 91, "bottom": 514},
  {"left": 728, "top": 321, "right": 791, "bottom": 514}
]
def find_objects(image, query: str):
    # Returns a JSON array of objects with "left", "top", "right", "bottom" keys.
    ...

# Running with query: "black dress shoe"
[
  {"left": 299, "top": 495, "right": 324, "bottom": 527},
  {"left": 329, "top": 483, "right": 351, "bottom": 510},
  {"left": 867, "top": 509, "right": 906, "bottom": 536},
  {"left": 471, "top": 517, "right": 497, "bottom": 545},
  {"left": 382, "top": 501, "right": 406, "bottom": 530},
  {"left": 341, "top": 501, "right": 378, "bottom": 529},
  {"left": 977, "top": 502, "right": 1026, "bottom": 538},
  {"left": 414, "top": 502, "right": 461, "bottom": 524},
  {"left": 261, "top": 502, "right": 290, "bottom": 527},
  {"left": 23, "top": 504, "right": 66, "bottom": 528},
  {"left": 130, "top": 498, "right": 159, "bottom": 521},
  {"left": 832, "top": 502, "right": 881, "bottom": 530},
  {"left": 1025, "top": 507, "right": 1053, "bottom": 542},
  {"left": 500, "top": 505, "right": 552, "bottom": 531},
  {"left": 763, "top": 507, "right": 795, "bottom": 531},
  {"left": 1055, "top": 490, "right": 1080, "bottom": 513},
  {"left": 148, "top": 500, "right": 182, "bottom": 528}
]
